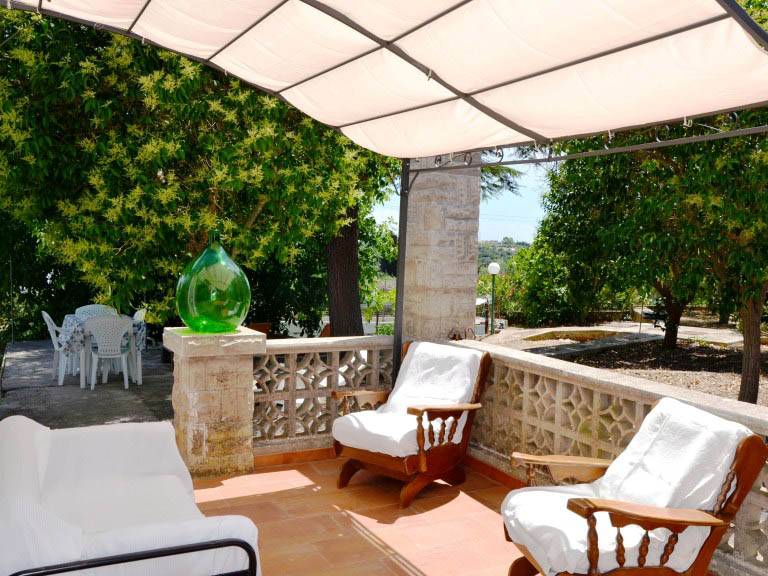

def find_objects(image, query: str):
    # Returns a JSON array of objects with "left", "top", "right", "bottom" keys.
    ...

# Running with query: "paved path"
[
  {"left": 0, "top": 340, "right": 173, "bottom": 428},
  {"left": 484, "top": 321, "right": 744, "bottom": 349}
]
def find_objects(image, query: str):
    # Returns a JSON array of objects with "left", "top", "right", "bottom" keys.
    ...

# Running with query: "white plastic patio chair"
[
  {"left": 84, "top": 315, "right": 132, "bottom": 390},
  {"left": 0, "top": 416, "right": 260, "bottom": 576},
  {"left": 41, "top": 311, "right": 72, "bottom": 386},
  {"left": 130, "top": 308, "right": 146, "bottom": 385},
  {"left": 75, "top": 304, "right": 117, "bottom": 319}
]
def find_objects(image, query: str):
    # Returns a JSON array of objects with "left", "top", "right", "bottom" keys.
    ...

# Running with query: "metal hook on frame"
[{"left": 604, "top": 130, "right": 615, "bottom": 150}]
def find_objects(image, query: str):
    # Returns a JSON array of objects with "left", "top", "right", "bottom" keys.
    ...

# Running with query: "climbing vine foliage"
[{"left": 0, "top": 10, "right": 396, "bottom": 324}]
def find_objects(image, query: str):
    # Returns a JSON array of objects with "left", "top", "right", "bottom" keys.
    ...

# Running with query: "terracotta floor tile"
[
  {"left": 468, "top": 485, "right": 512, "bottom": 509},
  {"left": 314, "top": 531, "right": 390, "bottom": 567},
  {"left": 259, "top": 514, "right": 348, "bottom": 553},
  {"left": 459, "top": 469, "right": 503, "bottom": 493},
  {"left": 206, "top": 500, "right": 287, "bottom": 523},
  {"left": 263, "top": 544, "right": 331, "bottom": 574},
  {"left": 196, "top": 458, "right": 523, "bottom": 576},
  {"left": 313, "top": 558, "right": 406, "bottom": 576}
]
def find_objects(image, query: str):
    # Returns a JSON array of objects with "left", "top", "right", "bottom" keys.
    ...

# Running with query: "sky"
[{"left": 371, "top": 163, "right": 550, "bottom": 244}]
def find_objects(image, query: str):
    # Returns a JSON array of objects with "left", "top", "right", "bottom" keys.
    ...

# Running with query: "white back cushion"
[
  {"left": 598, "top": 398, "right": 752, "bottom": 509},
  {"left": 42, "top": 421, "right": 194, "bottom": 499},
  {"left": 0, "top": 416, "right": 83, "bottom": 575},
  {"left": 379, "top": 342, "right": 483, "bottom": 414},
  {"left": 0, "top": 415, "right": 49, "bottom": 495}
]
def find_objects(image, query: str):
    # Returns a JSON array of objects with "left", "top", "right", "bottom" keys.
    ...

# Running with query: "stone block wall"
[{"left": 404, "top": 155, "right": 482, "bottom": 341}]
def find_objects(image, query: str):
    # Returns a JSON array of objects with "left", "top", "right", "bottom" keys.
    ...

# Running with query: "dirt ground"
[
  {"left": 572, "top": 340, "right": 768, "bottom": 406},
  {"left": 496, "top": 338, "right": 578, "bottom": 351}
]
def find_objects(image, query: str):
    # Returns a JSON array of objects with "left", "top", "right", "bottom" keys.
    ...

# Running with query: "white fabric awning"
[{"left": 8, "top": 1, "right": 768, "bottom": 158}]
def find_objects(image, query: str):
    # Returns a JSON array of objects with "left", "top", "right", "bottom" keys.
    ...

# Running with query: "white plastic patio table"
[{"left": 59, "top": 313, "right": 144, "bottom": 388}]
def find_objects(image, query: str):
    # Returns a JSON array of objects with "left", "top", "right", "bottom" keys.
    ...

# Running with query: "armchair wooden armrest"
[
  {"left": 567, "top": 498, "right": 726, "bottom": 531},
  {"left": 406, "top": 403, "right": 482, "bottom": 417},
  {"left": 332, "top": 390, "right": 390, "bottom": 415},
  {"left": 407, "top": 403, "right": 482, "bottom": 472},
  {"left": 512, "top": 452, "right": 612, "bottom": 484},
  {"left": 566, "top": 498, "right": 726, "bottom": 573}
]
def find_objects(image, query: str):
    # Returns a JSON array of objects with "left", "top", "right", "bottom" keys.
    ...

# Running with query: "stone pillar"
[
  {"left": 404, "top": 154, "right": 482, "bottom": 341},
  {"left": 163, "top": 326, "right": 266, "bottom": 476}
]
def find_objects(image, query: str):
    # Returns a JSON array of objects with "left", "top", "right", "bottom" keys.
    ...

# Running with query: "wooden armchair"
[
  {"left": 332, "top": 341, "right": 492, "bottom": 507},
  {"left": 502, "top": 398, "right": 768, "bottom": 576}
]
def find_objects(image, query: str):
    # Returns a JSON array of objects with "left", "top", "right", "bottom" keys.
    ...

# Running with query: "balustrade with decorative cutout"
[
  {"left": 252, "top": 336, "right": 393, "bottom": 455},
  {"left": 453, "top": 340, "right": 768, "bottom": 576}
]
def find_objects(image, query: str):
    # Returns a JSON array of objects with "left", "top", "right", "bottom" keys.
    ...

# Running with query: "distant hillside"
[{"left": 477, "top": 237, "right": 529, "bottom": 274}]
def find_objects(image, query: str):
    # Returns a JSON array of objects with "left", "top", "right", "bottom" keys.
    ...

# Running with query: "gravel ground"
[{"left": 572, "top": 340, "right": 768, "bottom": 406}]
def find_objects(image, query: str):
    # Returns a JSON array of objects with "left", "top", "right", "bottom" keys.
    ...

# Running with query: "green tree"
[
  {"left": 0, "top": 208, "right": 94, "bottom": 344},
  {"left": 538, "top": 0, "right": 768, "bottom": 399},
  {"left": 0, "top": 10, "right": 396, "bottom": 333},
  {"left": 545, "top": 139, "right": 707, "bottom": 348}
]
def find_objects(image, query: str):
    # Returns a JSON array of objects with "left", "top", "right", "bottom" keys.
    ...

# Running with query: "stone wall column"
[
  {"left": 163, "top": 326, "right": 266, "bottom": 476},
  {"left": 404, "top": 154, "right": 482, "bottom": 341}
]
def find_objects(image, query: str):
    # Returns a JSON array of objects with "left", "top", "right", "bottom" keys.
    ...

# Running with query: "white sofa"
[{"left": 0, "top": 416, "right": 260, "bottom": 576}]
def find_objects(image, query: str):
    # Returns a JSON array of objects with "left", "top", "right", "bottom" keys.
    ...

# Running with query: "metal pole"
[
  {"left": 8, "top": 254, "right": 14, "bottom": 344},
  {"left": 392, "top": 158, "right": 410, "bottom": 380},
  {"left": 490, "top": 274, "right": 496, "bottom": 335}
]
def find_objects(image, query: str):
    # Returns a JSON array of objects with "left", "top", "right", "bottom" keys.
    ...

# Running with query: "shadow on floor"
[{"left": 194, "top": 459, "right": 520, "bottom": 576}]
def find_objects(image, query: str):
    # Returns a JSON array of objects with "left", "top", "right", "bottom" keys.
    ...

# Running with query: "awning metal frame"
[
  {"left": 409, "top": 123, "right": 768, "bottom": 174},
  {"left": 7, "top": 0, "right": 768, "bottom": 159}
]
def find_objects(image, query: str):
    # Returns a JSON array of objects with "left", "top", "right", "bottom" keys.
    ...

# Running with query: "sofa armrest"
[
  {"left": 512, "top": 452, "right": 612, "bottom": 485},
  {"left": 332, "top": 390, "right": 390, "bottom": 415},
  {"left": 9, "top": 538, "right": 257, "bottom": 576},
  {"left": 81, "top": 515, "right": 259, "bottom": 576}
]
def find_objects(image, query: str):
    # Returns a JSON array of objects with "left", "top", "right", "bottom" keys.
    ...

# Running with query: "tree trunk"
[
  {"left": 662, "top": 301, "right": 684, "bottom": 350},
  {"left": 653, "top": 280, "right": 692, "bottom": 350},
  {"left": 718, "top": 305, "right": 731, "bottom": 325},
  {"left": 327, "top": 205, "right": 364, "bottom": 337},
  {"left": 716, "top": 284, "right": 733, "bottom": 325},
  {"left": 738, "top": 292, "right": 765, "bottom": 404}
]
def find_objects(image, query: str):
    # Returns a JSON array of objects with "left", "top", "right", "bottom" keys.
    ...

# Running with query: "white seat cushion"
[
  {"left": 502, "top": 398, "right": 752, "bottom": 575},
  {"left": 332, "top": 411, "right": 423, "bottom": 457},
  {"left": 502, "top": 484, "right": 707, "bottom": 575}
]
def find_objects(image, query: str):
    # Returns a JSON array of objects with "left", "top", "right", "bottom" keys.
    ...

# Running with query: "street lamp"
[{"left": 488, "top": 262, "right": 500, "bottom": 335}]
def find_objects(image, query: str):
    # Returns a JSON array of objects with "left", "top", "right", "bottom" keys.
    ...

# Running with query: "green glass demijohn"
[{"left": 176, "top": 231, "right": 250, "bottom": 333}]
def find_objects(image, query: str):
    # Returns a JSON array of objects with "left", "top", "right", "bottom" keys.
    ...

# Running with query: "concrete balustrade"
[{"left": 453, "top": 339, "right": 768, "bottom": 576}]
